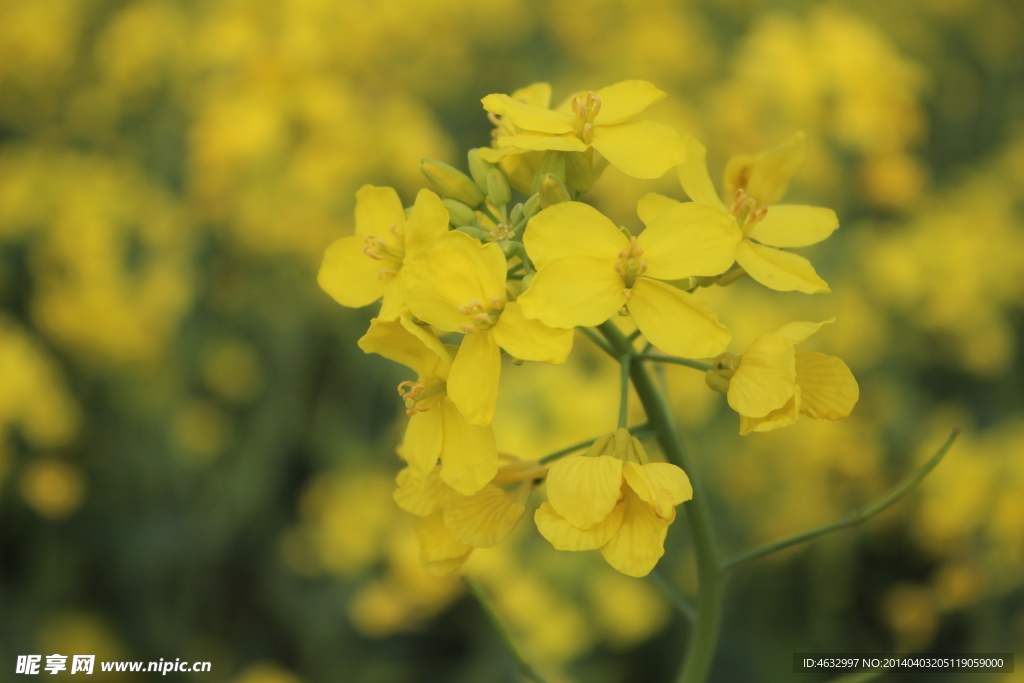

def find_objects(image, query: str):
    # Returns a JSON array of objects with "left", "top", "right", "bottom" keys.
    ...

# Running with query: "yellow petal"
[
  {"left": 637, "top": 202, "right": 741, "bottom": 280},
  {"left": 535, "top": 500, "right": 625, "bottom": 551},
  {"left": 593, "top": 80, "right": 666, "bottom": 125},
  {"left": 491, "top": 302, "right": 574, "bottom": 364},
  {"left": 599, "top": 489, "right": 671, "bottom": 577},
  {"left": 774, "top": 318, "right": 836, "bottom": 345},
  {"left": 481, "top": 93, "right": 574, "bottom": 134},
  {"left": 735, "top": 241, "right": 830, "bottom": 294},
  {"left": 545, "top": 454, "right": 624, "bottom": 529},
  {"left": 413, "top": 511, "right": 473, "bottom": 575},
  {"left": 517, "top": 257, "right": 626, "bottom": 329},
  {"left": 438, "top": 397, "right": 498, "bottom": 496},
  {"left": 512, "top": 82, "right": 552, "bottom": 109},
  {"left": 317, "top": 236, "right": 393, "bottom": 308},
  {"left": 747, "top": 205, "right": 838, "bottom": 248},
  {"left": 354, "top": 185, "right": 405, "bottom": 237},
  {"left": 377, "top": 271, "right": 404, "bottom": 321},
  {"left": 722, "top": 153, "right": 756, "bottom": 204},
  {"left": 477, "top": 146, "right": 521, "bottom": 162},
  {"left": 622, "top": 461, "right": 693, "bottom": 520},
  {"left": 795, "top": 352, "right": 859, "bottom": 420},
  {"left": 402, "top": 231, "right": 507, "bottom": 332},
  {"left": 394, "top": 465, "right": 449, "bottom": 516},
  {"left": 398, "top": 408, "right": 443, "bottom": 476},
  {"left": 444, "top": 483, "right": 528, "bottom": 548},
  {"left": 738, "top": 387, "right": 801, "bottom": 435},
  {"left": 745, "top": 132, "right": 807, "bottom": 206},
  {"left": 405, "top": 189, "right": 451, "bottom": 257},
  {"left": 677, "top": 137, "right": 726, "bottom": 210},
  {"left": 590, "top": 120, "right": 685, "bottom": 179},
  {"left": 357, "top": 316, "right": 451, "bottom": 379},
  {"left": 628, "top": 279, "right": 731, "bottom": 358},
  {"left": 637, "top": 192, "right": 681, "bottom": 228},
  {"left": 727, "top": 333, "right": 796, "bottom": 418},
  {"left": 496, "top": 132, "right": 587, "bottom": 152},
  {"left": 524, "top": 201, "right": 627, "bottom": 270},
  {"left": 447, "top": 330, "right": 501, "bottom": 426}
]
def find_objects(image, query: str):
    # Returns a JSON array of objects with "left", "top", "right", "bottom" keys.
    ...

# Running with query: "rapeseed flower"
[
  {"left": 535, "top": 429, "right": 692, "bottom": 577},
  {"left": 394, "top": 455, "right": 545, "bottom": 575},
  {"left": 706, "top": 319, "right": 859, "bottom": 434},
  {"left": 517, "top": 201, "right": 739, "bottom": 357},
  {"left": 319, "top": 186, "right": 449, "bottom": 320},
  {"left": 358, "top": 314, "right": 498, "bottom": 495},
  {"left": 481, "top": 80, "right": 684, "bottom": 179},
  {"left": 402, "top": 230, "right": 573, "bottom": 426},
  {"left": 642, "top": 134, "right": 837, "bottom": 293}
]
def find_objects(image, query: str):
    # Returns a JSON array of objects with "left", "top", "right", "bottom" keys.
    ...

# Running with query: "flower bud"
[
  {"left": 441, "top": 198, "right": 478, "bottom": 227},
  {"left": 522, "top": 193, "right": 542, "bottom": 220},
  {"left": 455, "top": 225, "right": 485, "bottom": 240},
  {"left": 486, "top": 168, "right": 511, "bottom": 206},
  {"left": 420, "top": 158, "right": 486, "bottom": 208},
  {"left": 467, "top": 148, "right": 494, "bottom": 193},
  {"left": 500, "top": 240, "right": 518, "bottom": 258},
  {"left": 539, "top": 174, "right": 571, "bottom": 208},
  {"left": 565, "top": 149, "right": 596, "bottom": 192},
  {"left": 509, "top": 203, "right": 524, "bottom": 227},
  {"left": 530, "top": 151, "right": 566, "bottom": 194}
]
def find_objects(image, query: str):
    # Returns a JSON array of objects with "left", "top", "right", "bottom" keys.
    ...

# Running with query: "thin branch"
[
  {"left": 627, "top": 329, "right": 643, "bottom": 343},
  {"left": 538, "top": 423, "right": 650, "bottom": 464},
  {"left": 637, "top": 353, "right": 712, "bottom": 372},
  {"left": 723, "top": 429, "right": 960, "bottom": 569},
  {"left": 618, "top": 354, "right": 631, "bottom": 429},
  {"left": 649, "top": 567, "right": 697, "bottom": 622},
  {"left": 580, "top": 327, "right": 615, "bottom": 358},
  {"left": 464, "top": 577, "right": 551, "bottom": 683}
]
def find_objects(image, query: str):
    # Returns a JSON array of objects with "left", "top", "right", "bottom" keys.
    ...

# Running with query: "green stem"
[
  {"left": 627, "top": 329, "right": 643, "bottom": 343},
  {"left": 637, "top": 353, "right": 713, "bottom": 372},
  {"left": 579, "top": 327, "right": 615, "bottom": 358},
  {"left": 464, "top": 577, "right": 550, "bottom": 683},
  {"left": 598, "top": 321, "right": 723, "bottom": 683},
  {"left": 573, "top": 190, "right": 582, "bottom": 201},
  {"left": 723, "top": 429, "right": 960, "bottom": 569},
  {"left": 538, "top": 423, "right": 651, "bottom": 465},
  {"left": 480, "top": 204, "right": 502, "bottom": 224},
  {"left": 649, "top": 567, "right": 697, "bottom": 622},
  {"left": 618, "top": 354, "right": 631, "bottom": 429}
]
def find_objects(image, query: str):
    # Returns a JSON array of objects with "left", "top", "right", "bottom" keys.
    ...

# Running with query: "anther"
[
  {"left": 489, "top": 296, "right": 502, "bottom": 308},
  {"left": 377, "top": 268, "right": 397, "bottom": 279}
]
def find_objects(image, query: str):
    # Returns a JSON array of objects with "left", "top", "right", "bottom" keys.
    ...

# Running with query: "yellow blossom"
[
  {"left": 480, "top": 80, "right": 685, "bottom": 179},
  {"left": 394, "top": 455, "right": 545, "bottom": 575},
  {"left": 517, "top": 201, "right": 740, "bottom": 357},
  {"left": 534, "top": 430, "right": 693, "bottom": 577},
  {"left": 642, "top": 134, "right": 837, "bottom": 293},
  {"left": 318, "top": 186, "right": 449, "bottom": 320},
  {"left": 707, "top": 319, "right": 859, "bottom": 435},
  {"left": 402, "top": 230, "right": 574, "bottom": 426},
  {"left": 479, "top": 82, "right": 552, "bottom": 194},
  {"left": 358, "top": 314, "right": 498, "bottom": 495}
]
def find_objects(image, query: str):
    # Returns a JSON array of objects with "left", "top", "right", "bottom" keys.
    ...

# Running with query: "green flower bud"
[
  {"left": 441, "top": 198, "right": 478, "bottom": 227},
  {"left": 565, "top": 149, "right": 596, "bottom": 192},
  {"left": 455, "top": 225, "right": 485, "bottom": 240},
  {"left": 500, "top": 240, "right": 518, "bottom": 259},
  {"left": 509, "top": 203, "right": 524, "bottom": 227},
  {"left": 486, "top": 167, "right": 511, "bottom": 206},
  {"left": 531, "top": 151, "right": 566, "bottom": 194},
  {"left": 420, "top": 158, "right": 485, "bottom": 207},
  {"left": 539, "top": 174, "right": 571, "bottom": 208},
  {"left": 523, "top": 193, "right": 542, "bottom": 219},
  {"left": 467, "top": 148, "right": 495, "bottom": 193}
]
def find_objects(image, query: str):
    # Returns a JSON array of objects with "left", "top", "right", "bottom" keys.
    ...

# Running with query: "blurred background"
[{"left": 1, "top": 0, "right": 1022, "bottom": 681}]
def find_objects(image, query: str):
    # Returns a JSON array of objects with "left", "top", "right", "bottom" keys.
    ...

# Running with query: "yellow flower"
[
  {"left": 707, "top": 319, "right": 859, "bottom": 435},
  {"left": 480, "top": 80, "right": 685, "bottom": 179},
  {"left": 358, "top": 314, "right": 498, "bottom": 495},
  {"left": 534, "top": 429, "right": 693, "bottom": 577},
  {"left": 402, "top": 230, "right": 574, "bottom": 426},
  {"left": 641, "top": 134, "right": 837, "bottom": 293},
  {"left": 318, "top": 186, "right": 449, "bottom": 320},
  {"left": 394, "top": 455, "right": 545, "bottom": 575},
  {"left": 517, "top": 201, "right": 740, "bottom": 358},
  {"left": 479, "top": 82, "right": 553, "bottom": 195}
]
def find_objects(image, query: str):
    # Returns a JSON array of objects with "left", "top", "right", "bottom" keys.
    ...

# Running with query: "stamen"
[
  {"left": 377, "top": 268, "right": 397, "bottom": 279},
  {"left": 489, "top": 296, "right": 502, "bottom": 308}
]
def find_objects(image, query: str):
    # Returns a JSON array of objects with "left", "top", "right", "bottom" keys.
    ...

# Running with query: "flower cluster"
[{"left": 318, "top": 80, "right": 858, "bottom": 577}]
